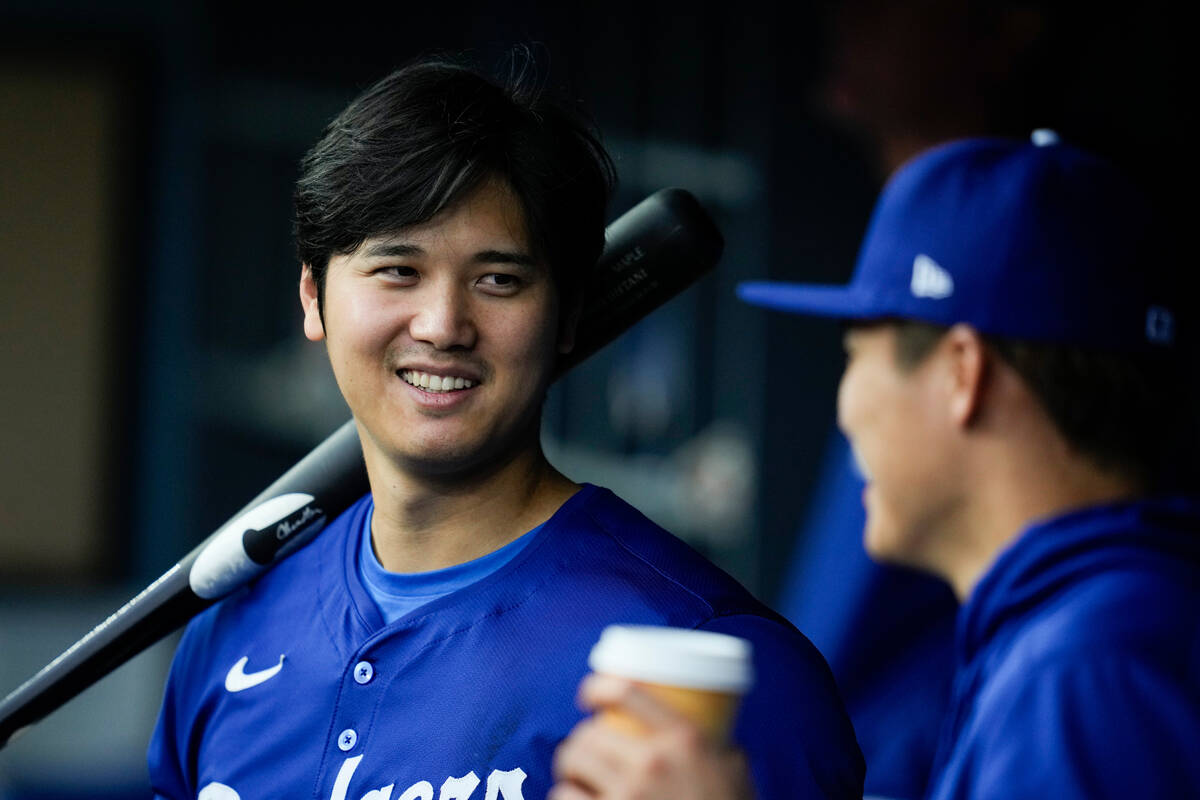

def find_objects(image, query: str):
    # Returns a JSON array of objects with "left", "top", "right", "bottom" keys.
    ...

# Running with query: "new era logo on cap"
[{"left": 911, "top": 254, "right": 954, "bottom": 300}]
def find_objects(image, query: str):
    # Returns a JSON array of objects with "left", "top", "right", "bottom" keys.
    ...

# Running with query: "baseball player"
[
  {"left": 147, "top": 56, "right": 865, "bottom": 799},
  {"left": 551, "top": 133, "right": 1200, "bottom": 799}
]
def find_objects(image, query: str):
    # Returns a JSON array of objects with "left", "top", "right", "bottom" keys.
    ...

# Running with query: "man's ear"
[
  {"left": 556, "top": 293, "right": 582, "bottom": 355},
  {"left": 944, "top": 323, "right": 988, "bottom": 427},
  {"left": 299, "top": 264, "right": 325, "bottom": 342}
]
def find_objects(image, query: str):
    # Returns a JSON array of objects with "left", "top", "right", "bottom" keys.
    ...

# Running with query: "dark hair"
[
  {"left": 293, "top": 51, "right": 616, "bottom": 314},
  {"left": 890, "top": 319, "right": 1198, "bottom": 492}
]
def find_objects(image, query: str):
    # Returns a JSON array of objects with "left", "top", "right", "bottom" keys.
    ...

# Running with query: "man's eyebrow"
[
  {"left": 363, "top": 242, "right": 423, "bottom": 258},
  {"left": 474, "top": 249, "right": 539, "bottom": 268},
  {"left": 360, "top": 243, "right": 538, "bottom": 268}
]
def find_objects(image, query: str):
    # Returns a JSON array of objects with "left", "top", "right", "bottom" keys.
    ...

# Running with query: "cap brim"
[{"left": 736, "top": 281, "right": 872, "bottom": 319}]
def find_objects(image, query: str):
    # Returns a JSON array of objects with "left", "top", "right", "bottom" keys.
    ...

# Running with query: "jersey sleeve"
[
  {"left": 700, "top": 613, "right": 865, "bottom": 800},
  {"left": 937, "top": 653, "right": 1200, "bottom": 799}
]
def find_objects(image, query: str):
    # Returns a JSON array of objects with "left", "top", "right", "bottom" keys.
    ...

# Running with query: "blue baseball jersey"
[
  {"left": 149, "top": 484, "right": 864, "bottom": 799},
  {"left": 927, "top": 496, "right": 1200, "bottom": 799}
]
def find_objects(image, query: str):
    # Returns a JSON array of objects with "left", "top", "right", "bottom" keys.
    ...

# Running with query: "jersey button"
[
  {"left": 353, "top": 661, "right": 374, "bottom": 685},
  {"left": 337, "top": 728, "right": 358, "bottom": 751}
]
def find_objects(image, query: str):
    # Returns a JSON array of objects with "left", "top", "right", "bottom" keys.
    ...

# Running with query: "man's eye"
[
  {"left": 378, "top": 266, "right": 417, "bottom": 279},
  {"left": 478, "top": 273, "right": 521, "bottom": 290}
]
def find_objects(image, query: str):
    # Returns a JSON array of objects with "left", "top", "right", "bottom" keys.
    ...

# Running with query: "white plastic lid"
[{"left": 587, "top": 625, "right": 755, "bottom": 693}]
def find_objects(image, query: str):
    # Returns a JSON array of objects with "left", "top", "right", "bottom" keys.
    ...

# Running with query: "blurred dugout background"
[{"left": 0, "top": 0, "right": 1189, "bottom": 796}]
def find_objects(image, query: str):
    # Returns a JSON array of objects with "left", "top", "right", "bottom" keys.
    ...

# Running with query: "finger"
[
  {"left": 579, "top": 673, "right": 696, "bottom": 731},
  {"left": 714, "top": 748, "right": 757, "bottom": 800},
  {"left": 552, "top": 719, "right": 631, "bottom": 791},
  {"left": 546, "top": 781, "right": 598, "bottom": 800},
  {"left": 576, "top": 672, "right": 633, "bottom": 711}
]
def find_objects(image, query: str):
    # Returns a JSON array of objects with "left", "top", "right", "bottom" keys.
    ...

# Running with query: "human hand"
[{"left": 549, "top": 673, "right": 756, "bottom": 800}]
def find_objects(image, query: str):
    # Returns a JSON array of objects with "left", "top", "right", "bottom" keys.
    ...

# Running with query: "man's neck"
[
  {"left": 945, "top": 441, "right": 1143, "bottom": 601},
  {"left": 361, "top": 442, "right": 579, "bottom": 574}
]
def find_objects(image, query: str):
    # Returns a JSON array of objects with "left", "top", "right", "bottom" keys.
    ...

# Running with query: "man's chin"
[
  {"left": 863, "top": 522, "right": 948, "bottom": 584},
  {"left": 392, "top": 436, "right": 539, "bottom": 483},
  {"left": 362, "top": 409, "right": 546, "bottom": 483},
  {"left": 395, "top": 446, "right": 492, "bottom": 479},
  {"left": 861, "top": 524, "right": 894, "bottom": 564},
  {"left": 862, "top": 520, "right": 911, "bottom": 566}
]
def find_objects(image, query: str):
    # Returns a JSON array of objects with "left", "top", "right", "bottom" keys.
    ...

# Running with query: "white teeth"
[{"left": 400, "top": 370, "right": 477, "bottom": 393}]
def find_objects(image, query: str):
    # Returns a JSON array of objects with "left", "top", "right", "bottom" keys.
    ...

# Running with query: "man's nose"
[
  {"left": 835, "top": 369, "right": 853, "bottom": 436},
  {"left": 408, "top": 284, "right": 477, "bottom": 350}
]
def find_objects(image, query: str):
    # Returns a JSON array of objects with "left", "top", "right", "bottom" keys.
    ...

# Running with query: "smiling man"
[
  {"left": 553, "top": 133, "right": 1200, "bottom": 799},
  {"left": 147, "top": 57, "right": 864, "bottom": 799}
]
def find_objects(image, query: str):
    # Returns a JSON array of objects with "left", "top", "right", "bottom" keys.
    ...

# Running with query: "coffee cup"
[{"left": 586, "top": 624, "right": 754, "bottom": 742}]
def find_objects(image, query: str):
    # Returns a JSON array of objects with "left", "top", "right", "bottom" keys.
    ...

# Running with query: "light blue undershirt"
[{"left": 358, "top": 500, "right": 543, "bottom": 624}]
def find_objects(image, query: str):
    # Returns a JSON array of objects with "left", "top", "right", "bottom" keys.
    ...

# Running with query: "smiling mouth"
[{"left": 398, "top": 369, "right": 478, "bottom": 393}]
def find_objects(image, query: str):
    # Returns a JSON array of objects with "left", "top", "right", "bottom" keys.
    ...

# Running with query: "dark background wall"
[{"left": 0, "top": 1, "right": 1190, "bottom": 794}]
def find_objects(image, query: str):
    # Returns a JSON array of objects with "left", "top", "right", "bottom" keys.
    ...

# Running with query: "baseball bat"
[{"left": 0, "top": 187, "right": 723, "bottom": 748}]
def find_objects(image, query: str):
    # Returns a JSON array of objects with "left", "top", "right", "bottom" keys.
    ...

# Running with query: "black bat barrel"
[{"left": 561, "top": 187, "right": 724, "bottom": 376}]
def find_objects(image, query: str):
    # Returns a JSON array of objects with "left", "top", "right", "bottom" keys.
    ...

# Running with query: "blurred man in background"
[
  {"left": 773, "top": 2, "right": 1062, "bottom": 795},
  {"left": 553, "top": 133, "right": 1200, "bottom": 798}
]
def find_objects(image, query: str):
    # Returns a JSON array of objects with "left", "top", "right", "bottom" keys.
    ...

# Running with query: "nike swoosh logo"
[{"left": 225, "top": 655, "right": 285, "bottom": 692}]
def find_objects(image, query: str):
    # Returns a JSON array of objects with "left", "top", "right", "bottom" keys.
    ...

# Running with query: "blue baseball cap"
[{"left": 738, "top": 132, "right": 1179, "bottom": 351}]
